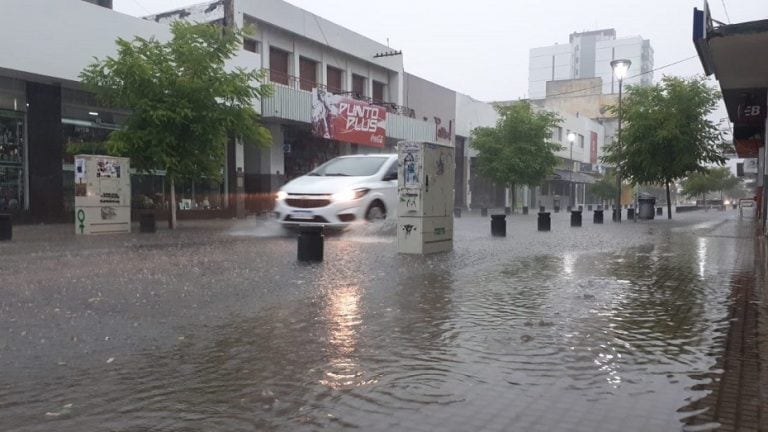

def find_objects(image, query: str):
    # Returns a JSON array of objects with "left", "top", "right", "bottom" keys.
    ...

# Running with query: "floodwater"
[{"left": 0, "top": 212, "right": 756, "bottom": 431}]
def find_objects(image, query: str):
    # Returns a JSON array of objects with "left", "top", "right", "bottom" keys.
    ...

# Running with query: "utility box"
[
  {"left": 74, "top": 155, "right": 131, "bottom": 234},
  {"left": 397, "top": 141, "right": 454, "bottom": 254}
]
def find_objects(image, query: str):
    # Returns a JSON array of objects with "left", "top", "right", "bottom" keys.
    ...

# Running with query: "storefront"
[{"left": 0, "top": 77, "right": 26, "bottom": 213}]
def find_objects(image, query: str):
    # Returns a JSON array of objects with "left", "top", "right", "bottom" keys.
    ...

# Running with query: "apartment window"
[
  {"left": 352, "top": 74, "right": 366, "bottom": 97},
  {"left": 243, "top": 38, "right": 260, "bottom": 54},
  {"left": 372, "top": 81, "right": 385, "bottom": 102},
  {"left": 299, "top": 57, "right": 318, "bottom": 91},
  {"left": 327, "top": 66, "right": 343, "bottom": 93},
  {"left": 553, "top": 126, "right": 563, "bottom": 141},
  {"left": 269, "top": 47, "right": 290, "bottom": 85},
  {"left": 578, "top": 134, "right": 585, "bottom": 149}
]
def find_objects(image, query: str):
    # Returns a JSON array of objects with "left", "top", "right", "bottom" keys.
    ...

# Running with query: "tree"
[
  {"left": 470, "top": 101, "right": 563, "bottom": 210},
  {"left": 601, "top": 76, "right": 725, "bottom": 219},
  {"left": 681, "top": 170, "right": 718, "bottom": 209},
  {"left": 590, "top": 170, "right": 618, "bottom": 204},
  {"left": 80, "top": 21, "right": 272, "bottom": 228}
]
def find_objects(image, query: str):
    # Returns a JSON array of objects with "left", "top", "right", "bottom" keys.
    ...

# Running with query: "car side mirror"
[{"left": 383, "top": 172, "right": 398, "bottom": 181}]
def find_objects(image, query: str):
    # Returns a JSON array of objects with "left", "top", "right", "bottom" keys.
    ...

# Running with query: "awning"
[{"left": 551, "top": 169, "right": 597, "bottom": 184}]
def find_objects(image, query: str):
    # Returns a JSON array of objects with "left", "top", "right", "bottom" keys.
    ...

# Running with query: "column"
[{"left": 26, "top": 82, "right": 63, "bottom": 221}]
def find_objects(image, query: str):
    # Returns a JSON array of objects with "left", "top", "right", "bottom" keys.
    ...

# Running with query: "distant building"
[{"left": 528, "top": 29, "right": 653, "bottom": 99}]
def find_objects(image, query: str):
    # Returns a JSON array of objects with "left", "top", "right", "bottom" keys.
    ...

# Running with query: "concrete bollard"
[
  {"left": 297, "top": 226, "right": 324, "bottom": 262},
  {"left": 504, "top": 206, "right": 512, "bottom": 215},
  {"left": 454, "top": 207, "right": 462, "bottom": 218},
  {"left": 0, "top": 213, "right": 11, "bottom": 241},
  {"left": 613, "top": 209, "right": 621, "bottom": 222},
  {"left": 554, "top": 206, "right": 560, "bottom": 213},
  {"left": 139, "top": 212, "right": 156, "bottom": 233},
  {"left": 593, "top": 209, "right": 604, "bottom": 224},
  {"left": 627, "top": 208, "right": 635, "bottom": 220},
  {"left": 656, "top": 207, "right": 663, "bottom": 216},
  {"left": 481, "top": 207, "right": 488, "bottom": 217},
  {"left": 491, "top": 214, "right": 506, "bottom": 237},
  {"left": 537, "top": 212, "right": 551, "bottom": 232},
  {"left": 587, "top": 204, "right": 593, "bottom": 212},
  {"left": 522, "top": 206, "right": 529, "bottom": 215},
  {"left": 570, "top": 210, "right": 582, "bottom": 227}
]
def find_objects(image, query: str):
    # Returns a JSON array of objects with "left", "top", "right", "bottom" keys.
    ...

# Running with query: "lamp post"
[
  {"left": 610, "top": 59, "right": 631, "bottom": 223},
  {"left": 567, "top": 131, "right": 576, "bottom": 208}
]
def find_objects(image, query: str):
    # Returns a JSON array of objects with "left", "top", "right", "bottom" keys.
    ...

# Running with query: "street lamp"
[
  {"left": 567, "top": 131, "right": 576, "bottom": 208},
  {"left": 611, "top": 58, "right": 631, "bottom": 223}
]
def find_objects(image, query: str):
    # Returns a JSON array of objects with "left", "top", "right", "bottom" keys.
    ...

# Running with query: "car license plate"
[{"left": 291, "top": 210, "right": 314, "bottom": 220}]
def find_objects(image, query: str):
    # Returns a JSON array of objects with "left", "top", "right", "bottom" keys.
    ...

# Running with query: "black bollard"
[
  {"left": 139, "top": 212, "right": 156, "bottom": 233},
  {"left": 522, "top": 206, "right": 529, "bottom": 215},
  {"left": 732, "top": 203, "right": 737, "bottom": 209},
  {"left": 593, "top": 209, "right": 604, "bottom": 224},
  {"left": 297, "top": 226, "right": 324, "bottom": 262},
  {"left": 454, "top": 207, "right": 462, "bottom": 218},
  {"left": 504, "top": 206, "right": 512, "bottom": 215},
  {"left": 656, "top": 207, "right": 663, "bottom": 216},
  {"left": 554, "top": 206, "right": 560, "bottom": 213},
  {"left": 0, "top": 213, "right": 11, "bottom": 241},
  {"left": 570, "top": 210, "right": 582, "bottom": 227},
  {"left": 539, "top": 206, "right": 545, "bottom": 213},
  {"left": 627, "top": 208, "right": 635, "bottom": 220},
  {"left": 537, "top": 212, "right": 551, "bottom": 232},
  {"left": 491, "top": 214, "right": 506, "bottom": 237},
  {"left": 481, "top": 207, "right": 488, "bottom": 217},
  {"left": 613, "top": 209, "right": 621, "bottom": 222}
]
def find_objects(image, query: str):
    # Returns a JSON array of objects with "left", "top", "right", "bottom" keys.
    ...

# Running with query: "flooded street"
[{"left": 0, "top": 211, "right": 762, "bottom": 431}]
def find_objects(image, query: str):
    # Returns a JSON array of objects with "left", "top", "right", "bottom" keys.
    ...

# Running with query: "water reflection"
[{"left": 320, "top": 284, "right": 367, "bottom": 389}]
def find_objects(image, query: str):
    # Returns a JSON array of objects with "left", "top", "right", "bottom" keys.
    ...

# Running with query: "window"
[
  {"left": 578, "top": 134, "right": 585, "bottom": 149},
  {"left": 299, "top": 57, "right": 318, "bottom": 91},
  {"left": 372, "top": 81, "right": 385, "bottom": 102},
  {"left": 327, "top": 66, "right": 343, "bottom": 93},
  {"left": 243, "top": 38, "right": 260, "bottom": 54},
  {"left": 269, "top": 47, "right": 289, "bottom": 85},
  {"left": 553, "top": 126, "right": 563, "bottom": 141},
  {"left": 352, "top": 74, "right": 366, "bottom": 97}
]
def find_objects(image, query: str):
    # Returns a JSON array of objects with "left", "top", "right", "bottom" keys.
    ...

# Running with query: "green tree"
[
  {"left": 590, "top": 170, "right": 619, "bottom": 204},
  {"left": 681, "top": 170, "right": 717, "bottom": 209},
  {"left": 602, "top": 76, "right": 725, "bottom": 219},
  {"left": 80, "top": 21, "right": 272, "bottom": 228},
  {"left": 470, "top": 101, "right": 562, "bottom": 210}
]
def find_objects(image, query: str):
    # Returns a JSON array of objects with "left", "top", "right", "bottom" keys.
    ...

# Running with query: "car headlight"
[
  {"left": 331, "top": 188, "right": 369, "bottom": 202},
  {"left": 276, "top": 191, "right": 288, "bottom": 201}
]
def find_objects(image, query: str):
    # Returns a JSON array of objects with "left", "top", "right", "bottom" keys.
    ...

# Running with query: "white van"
[{"left": 274, "top": 154, "right": 398, "bottom": 228}]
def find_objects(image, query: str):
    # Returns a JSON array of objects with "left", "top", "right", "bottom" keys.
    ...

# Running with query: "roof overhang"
[{"left": 694, "top": 7, "right": 768, "bottom": 157}]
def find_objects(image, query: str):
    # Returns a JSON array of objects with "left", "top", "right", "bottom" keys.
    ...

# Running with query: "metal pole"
[
  {"left": 569, "top": 140, "right": 574, "bottom": 207},
  {"left": 615, "top": 78, "right": 623, "bottom": 223}
]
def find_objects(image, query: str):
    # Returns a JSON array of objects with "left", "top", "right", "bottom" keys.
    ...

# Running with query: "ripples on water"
[{"left": 0, "top": 221, "right": 745, "bottom": 431}]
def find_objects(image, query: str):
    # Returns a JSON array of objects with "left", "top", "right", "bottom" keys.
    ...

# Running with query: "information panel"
[{"left": 74, "top": 154, "right": 131, "bottom": 234}]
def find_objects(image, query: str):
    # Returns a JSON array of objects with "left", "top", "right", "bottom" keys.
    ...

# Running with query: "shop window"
[
  {"left": 0, "top": 110, "right": 25, "bottom": 211},
  {"left": 299, "top": 57, "right": 318, "bottom": 91},
  {"left": 327, "top": 66, "right": 343, "bottom": 94},
  {"left": 269, "top": 47, "right": 290, "bottom": 85}
]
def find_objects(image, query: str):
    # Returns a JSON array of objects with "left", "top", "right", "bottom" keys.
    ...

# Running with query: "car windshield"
[{"left": 309, "top": 157, "right": 388, "bottom": 177}]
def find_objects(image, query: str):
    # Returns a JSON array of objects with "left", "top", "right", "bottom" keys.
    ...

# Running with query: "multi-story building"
[{"left": 528, "top": 29, "right": 653, "bottom": 99}]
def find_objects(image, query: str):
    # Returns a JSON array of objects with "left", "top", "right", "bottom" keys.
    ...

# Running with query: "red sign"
[
  {"left": 311, "top": 89, "right": 386, "bottom": 148},
  {"left": 590, "top": 131, "right": 598, "bottom": 165}
]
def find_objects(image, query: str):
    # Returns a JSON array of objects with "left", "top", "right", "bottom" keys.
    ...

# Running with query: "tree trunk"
[
  {"left": 703, "top": 193, "right": 707, "bottom": 212},
  {"left": 169, "top": 177, "right": 178, "bottom": 229},
  {"left": 510, "top": 184, "right": 516, "bottom": 213},
  {"left": 666, "top": 180, "right": 672, "bottom": 220}
]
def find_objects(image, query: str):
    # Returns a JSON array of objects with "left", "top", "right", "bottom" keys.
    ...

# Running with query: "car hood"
[{"left": 281, "top": 175, "right": 374, "bottom": 194}]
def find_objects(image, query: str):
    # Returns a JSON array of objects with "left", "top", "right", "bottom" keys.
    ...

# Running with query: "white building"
[{"left": 528, "top": 29, "right": 653, "bottom": 99}]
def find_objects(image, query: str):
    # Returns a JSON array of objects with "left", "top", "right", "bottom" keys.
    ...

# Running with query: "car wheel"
[{"left": 365, "top": 201, "right": 386, "bottom": 222}]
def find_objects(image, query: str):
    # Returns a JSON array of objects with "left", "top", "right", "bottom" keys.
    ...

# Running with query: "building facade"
[{"left": 528, "top": 29, "right": 653, "bottom": 99}]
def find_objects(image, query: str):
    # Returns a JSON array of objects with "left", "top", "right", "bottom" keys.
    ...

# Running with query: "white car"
[{"left": 274, "top": 154, "right": 398, "bottom": 228}]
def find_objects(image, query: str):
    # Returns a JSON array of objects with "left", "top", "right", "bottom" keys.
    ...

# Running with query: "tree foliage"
[
  {"left": 79, "top": 21, "right": 272, "bottom": 182},
  {"left": 601, "top": 76, "right": 725, "bottom": 186},
  {"left": 681, "top": 167, "right": 740, "bottom": 199},
  {"left": 590, "top": 170, "right": 618, "bottom": 202},
  {"left": 470, "top": 101, "right": 563, "bottom": 195}
]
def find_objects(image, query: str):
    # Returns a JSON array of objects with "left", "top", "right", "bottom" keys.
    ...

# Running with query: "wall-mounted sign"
[
  {"left": 311, "top": 88, "right": 386, "bottom": 148},
  {"left": 737, "top": 104, "right": 766, "bottom": 124},
  {"left": 74, "top": 154, "right": 131, "bottom": 235},
  {"left": 590, "top": 131, "right": 598, "bottom": 165}
]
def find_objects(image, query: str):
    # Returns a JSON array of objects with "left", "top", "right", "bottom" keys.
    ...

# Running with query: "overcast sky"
[{"left": 113, "top": 0, "right": 766, "bottom": 103}]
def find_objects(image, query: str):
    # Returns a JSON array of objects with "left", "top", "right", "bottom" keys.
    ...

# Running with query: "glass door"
[{"left": 0, "top": 110, "right": 24, "bottom": 211}]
